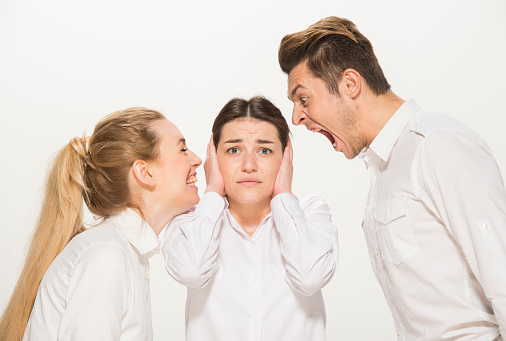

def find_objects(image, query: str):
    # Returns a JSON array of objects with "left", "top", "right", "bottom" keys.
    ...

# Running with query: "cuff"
[
  {"left": 271, "top": 192, "right": 303, "bottom": 217},
  {"left": 194, "top": 192, "right": 227, "bottom": 221}
]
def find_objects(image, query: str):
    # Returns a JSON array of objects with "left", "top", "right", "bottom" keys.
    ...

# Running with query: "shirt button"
[
  {"left": 253, "top": 319, "right": 259, "bottom": 326},
  {"left": 144, "top": 272, "right": 149, "bottom": 280},
  {"left": 252, "top": 275, "right": 258, "bottom": 282},
  {"left": 374, "top": 169, "right": 380, "bottom": 175},
  {"left": 397, "top": 329, "right": 401, "bottom": 336},
  {"left": 482, "top": 223, "right": 489, "bottom": 231},
  {"left": 250, "top": 243, "right": 255, "bottom": 250}
]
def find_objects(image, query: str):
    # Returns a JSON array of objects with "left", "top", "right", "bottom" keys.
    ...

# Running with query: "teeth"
[
  {"left": 310, "top": 128, "right": 321, "bottom": 133},
  {"left": 186, "top": 177, "right": 198, "bottom": 186},
  {"left": 333, "top": 143, "right": 336, "bottom": 148}
]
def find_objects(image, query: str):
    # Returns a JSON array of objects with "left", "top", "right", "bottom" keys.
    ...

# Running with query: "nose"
[
  {"left": 292, "top": 103, "right": 307, "bottom": 126},
  {"left": 188, "top": 149, "right": 202, "bottom": 168},
  {"left": 241, "top": 152, "right": 258, "bottom": 173}
]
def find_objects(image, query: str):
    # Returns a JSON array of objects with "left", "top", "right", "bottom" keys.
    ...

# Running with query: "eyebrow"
[
  {"left": 223, "top": 138, "right": 274, "bottom": 144},
  {"left": 176, "top": 138, "right": 186, "bottom": 146},
  {"left": 289, "top": 84, "right": 303, "bottom": 100},
  {"left": 223, "top": 139, "right": 242, "bottom": 144}
]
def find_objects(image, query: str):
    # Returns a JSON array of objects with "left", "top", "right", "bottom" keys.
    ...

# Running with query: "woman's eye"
[
  {"left": 259, "top": 148, "right": 272, "bottom": 155},
  {"left": 180, "top": 148, "right": 188, "bottom": 153},
  {"left": 227, "top": 147, "right": 239, "bottom": 154}
]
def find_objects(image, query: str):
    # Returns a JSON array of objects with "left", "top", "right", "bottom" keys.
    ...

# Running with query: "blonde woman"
[{"left": 0, "top": 107, "right": 201, "bottom": 341}]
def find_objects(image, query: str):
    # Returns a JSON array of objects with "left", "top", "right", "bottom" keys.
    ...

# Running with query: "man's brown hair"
[{"left": 279, "top": 16, "right": 390, "bottom": 96}]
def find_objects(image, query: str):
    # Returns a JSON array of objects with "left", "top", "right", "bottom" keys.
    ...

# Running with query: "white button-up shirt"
[
  {"left": 360, "top": 99, "right": 506, "bottom": 340},
  {"left": 161, "top": 192, "right": 338, "bottom": 341},
  {"left": 23, "top": 208, "right": 159, "bottom": 341}
]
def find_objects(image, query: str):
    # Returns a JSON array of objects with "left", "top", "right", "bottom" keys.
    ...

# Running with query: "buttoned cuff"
[
  {"left": 194, "top": 192, "right": 227, "bottom": 221},
  {"left": 271, "top": 192, "right": 303, "bottom": 217}
]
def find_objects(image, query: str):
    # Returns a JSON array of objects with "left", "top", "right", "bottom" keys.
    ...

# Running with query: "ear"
[
  {"left": 340, "top": 69, "right": 361, "bottom": 99},
  {"left": 131, "top": 159, "right": 156, "bottom": 187}
]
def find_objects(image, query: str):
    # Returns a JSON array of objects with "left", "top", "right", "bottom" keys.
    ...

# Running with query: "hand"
[
  {"left": 204, "top": 135, "right": 226, "bottom": 196},
  {"left": 272, "top": 139, "right": 293, "bottom": 197}
]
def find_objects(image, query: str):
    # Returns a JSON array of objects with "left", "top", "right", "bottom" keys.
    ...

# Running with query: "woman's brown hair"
[
  {"left": 212, "top": 96, "right": 290, "bottom": 150},
  {"left": 0, "top": 107, "right": 165, "bottom": 341}
]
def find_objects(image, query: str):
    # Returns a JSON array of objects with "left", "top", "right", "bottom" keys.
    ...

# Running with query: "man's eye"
[
  {"left": 301, "top": 97, "right": 308, "bottom": 104},
  {"left": 259, "top": 148, "right": 272, "bottom": 155},
  {"left": 227, "top": 147, "right": 239, "bottom": 154}
]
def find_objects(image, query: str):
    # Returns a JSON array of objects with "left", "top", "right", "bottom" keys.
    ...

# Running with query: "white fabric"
[
  {"left": 360, "top": 99, "right": 506, "bottom": 340},
  {"left": 161, "top": 192, "right": 338, "bottom": 341},
  {"left": 23, "top": 208, "right": 159, "bottom": 341}
]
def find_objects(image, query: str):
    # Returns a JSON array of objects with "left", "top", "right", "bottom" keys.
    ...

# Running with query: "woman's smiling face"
[
  {"left": 216, "top": 118, "right": 283, "bottom": 206},
  {"left": 150, "top": 119, "right": 202, "bottom": 213}
]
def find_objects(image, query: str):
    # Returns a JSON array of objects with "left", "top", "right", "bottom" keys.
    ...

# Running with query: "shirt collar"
[
  {"left": 363, "top": 99, "right": 421, "bottom": 164},
  {"left": 107, "top": 208, "right": 160, "bottom": 256}
]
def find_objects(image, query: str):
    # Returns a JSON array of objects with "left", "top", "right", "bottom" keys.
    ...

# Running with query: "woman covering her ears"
[
  {"left": 161, "top": 97, "right": 339, "bottom": 341},
  {"left": 0, "top": 107, "right": 202, "bottom": 341}
]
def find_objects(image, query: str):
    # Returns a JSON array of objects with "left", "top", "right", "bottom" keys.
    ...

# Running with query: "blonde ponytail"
[
  {"left": 0, "top": 138, "right": 88, "bottom": 341},
  {"left": 0, "top": 107, "right": 165, "bottom": 340}
]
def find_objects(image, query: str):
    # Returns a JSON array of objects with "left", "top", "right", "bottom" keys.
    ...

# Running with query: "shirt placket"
[
  {"left": 246, "top": 238, "right": 262, "bottom": 341},
  {"left": 365, "top": 156, "right": 404, "bottom": 340},
  {"left": 140, "top": 255, "right": 153, "bottom": 339}
]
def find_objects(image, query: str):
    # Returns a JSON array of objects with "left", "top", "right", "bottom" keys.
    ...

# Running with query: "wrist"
[
  {"left": 205, "top": 186, "right": 225, "bottom": 196},
  {"left": 272, "top": 189, "right": 293, "bottom": 197}
]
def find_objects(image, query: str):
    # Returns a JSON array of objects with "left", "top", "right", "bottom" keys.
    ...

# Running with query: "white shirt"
[
  {"left": 23, "top": 208, "right": 159, "bottom": 341},
  {"left": 360, "top": 99, "right": 506, "bottom": 340},
  {"left": 161, "top": 192, "right": 338, "bottom": 341}
]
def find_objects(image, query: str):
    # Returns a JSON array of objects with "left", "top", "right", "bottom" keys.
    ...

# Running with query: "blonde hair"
[{"left": 0, "top": 107, "right": 165, "bottom": 340}]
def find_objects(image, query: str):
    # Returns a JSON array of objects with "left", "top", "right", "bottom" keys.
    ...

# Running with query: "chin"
[
  {"left": 227, "top": 191, "right": 272, "bottom": 206},
  {"left": 181, "top": 193, "right": 200, "bottom": 211},
  {"left": 190, "top": 193, "right": 201, "bottom": 206}
]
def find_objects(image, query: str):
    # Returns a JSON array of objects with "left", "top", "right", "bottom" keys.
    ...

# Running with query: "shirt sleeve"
[
  {"left": 58, "top": 243, "right": 130, "bottom": 341},
  {"left": 418, "top": 130, "right": 506, "bottom": 335},
  {"left": 161, "top": 192, "right": 226, "bottom": 289},
  {"left": 270, "top": 193, "right": 339, "bottom": 296}
]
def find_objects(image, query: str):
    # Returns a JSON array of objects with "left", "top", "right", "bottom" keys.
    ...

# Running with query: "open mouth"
[
  {"left": 310, "top": 128, "right": 336, "bottom": 149},
  {"left": 186, "top": 175, "right": 198, "bottom": 187}
]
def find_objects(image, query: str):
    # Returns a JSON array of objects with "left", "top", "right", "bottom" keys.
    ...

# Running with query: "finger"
[
  {"left": 207, "top": 135, "right": 213, "bottom": 159},
  {"left": 283, "top": 139, "right": 292, "bottom": 163},
  {"left": 210, "top": 137, "right": 217, "bottom": 157},
  {"left": 287, "top": 138, "right": 293, "bottom": 162}
]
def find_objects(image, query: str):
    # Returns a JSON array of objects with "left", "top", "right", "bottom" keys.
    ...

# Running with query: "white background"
[{"left": 1, "top": 0, "right": 505, "bottom": 340}]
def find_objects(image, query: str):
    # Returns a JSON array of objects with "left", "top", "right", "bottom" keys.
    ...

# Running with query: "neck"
[
  {"left": 227, "top": 196, "right": 272, "bottom": 237},
  {"left": 131, "top": 201, "right": 179, "bottom": 236},
  {"left": 358, "top": 91, "right": 405, "bottom": 146}
]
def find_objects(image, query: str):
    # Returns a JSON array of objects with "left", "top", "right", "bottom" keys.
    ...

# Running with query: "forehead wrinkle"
[
  {"left": 221, "top": 119, "right": 280, "bottom": 145},
  {"left": 224, "top": 127, "right": 265, "bottom": 138}
]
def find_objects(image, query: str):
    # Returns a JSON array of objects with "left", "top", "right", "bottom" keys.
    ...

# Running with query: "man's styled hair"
[{"left": 278, "top": 16, "right": 391, "bottom": 96}]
